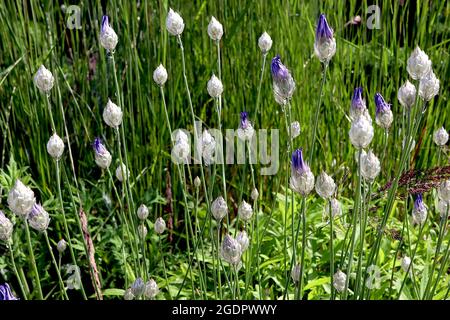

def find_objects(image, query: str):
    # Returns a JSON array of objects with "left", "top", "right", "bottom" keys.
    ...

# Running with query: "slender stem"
[
  {"left": 217, "top": 224, "right": 223, "bottom": 299},
  {"left": 308, "top": 63, "right": 328, "bottom": 166},
  {"left": 398, "top": 221, "right": 427, "bottom": 299},
  {"left": 24, "top": 220, "right": 43, "bottom": 299},
  {"left": 388, "top": 216, "right": 407, "bottom": 297},
  {"left": 329, "top": 199, "right": 335, "bottom": 300},
  {"left": 176, "top": 35, "right": 210, "bottom": 208},
  {"left": 46, "top": 94, "right": 56, "bottom": 133},
  {"left": 365, "top": 100, "right": 428, "bottom": 291},
  {"left": 159, "top": 234, "right": 172, "bottom": 300},
  {"left": 44, "top": 231, "right": 69, "bottom": 300},
  {"left": 8, "top": 242, "right": 28, "bottom": 300},
  {"left": 430, "top": 205, "right": 450, "bottom": 298},
  {"left": 343, "top": 149, "right": 363, "bottom": 299},
  {"left": 52, "top": 79, "right": 101, "bottom": 298},
  {"left": 255, "top": 53, "right": 267, "bottom": 127},
  {"left": 106, "top": 168, "right": 135, "bottom": 284},
  {"left": 424, "top": 215, "right": 448, "bottom": 299},
  {"left": 215, "top": 96, "right": 228, "bottom": 226},
  {"left": 159, "top": 85, "right": 199, "bottom": 299},
  {"left": 282, "top": 104, "right": 292, "bottom": 297},
  {"left": 56, "top": 160, "right": 87, "bottom": 299},
  {"left": 298, "top": 197, "right": 308, "bottom": 299},
  {"left": 355, "top": 182, "right": 372, "bottom": 298}
]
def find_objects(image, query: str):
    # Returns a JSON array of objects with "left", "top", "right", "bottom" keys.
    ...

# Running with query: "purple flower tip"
[
  {"left": 291, "top": 148, "right": 307, "bottom": 174},
  {"left": 374, "top": 93, "right": 390, "bottom": 115},
  {"left": 316, "top": 14, "right": 333, "bottom": 40},
  {"left": 240, "top": 111, "right": 250, "bottom": 129},
  {"left": 414, "top": 194, "right": 424, "bottom": 209},
  {"left": 0, "top": 283, "right": 18, "bottom": 300},
  {"left": 92, "top": 137, "right": 103, "bottom": 153},
  {"left": 271, "top": 55, "right": 289, "bottom": 80},
  {"left": 352, "top": 87, "right": 365, "bottom": 110},
  {"left": 101, "top": 15, "right": 109, "bottom": 33}
]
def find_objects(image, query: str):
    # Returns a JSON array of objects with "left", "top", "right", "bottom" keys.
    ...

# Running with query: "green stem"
[
  {"left": 24, "top": 220, "right": 43, "bottom": 299},
  {"left": 56, "top": 160, "right": 88, "bottom": 299},
  {"left": 255, "top": 53, "right": 267, "bottom": 128},
  {"left": 308, "top": 63, "right": 328, "bottom": 166},
  {"left": 397, "top": 221, "right": 427, "bottom": 299},
  {"left": 424, "top": 214, "right": 448, "bottom": 299},
  {"left": 365, "top": 100, "right": 428, "bottom": 294},
  {"left": 343, "top": 149, "right": 363, "bottom": 299},
  {"left": 176, "top": 35, "right": 210, "bottom": 208},
  {"left": 298, "top": 197, "right": 308, "bottom": 299},
  {"left": 430, "top": 205, "right": 450, "bottom": 298},
  {"left": 355, "top": 182, "right": 372, "bottom": 298},
  {"left": 329, "top": 199, "right": 335, "bottom": 300},
  {"left": 9, "top": 242, "right": 28, "bottom": 300},
  {"left": 44, "top": 231, "right": 69, "bottom": 300},
  {"left": 159, "top": 234, "right": 172, "bottom": 300}
]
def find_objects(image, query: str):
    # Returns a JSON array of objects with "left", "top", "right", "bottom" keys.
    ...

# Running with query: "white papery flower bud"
[
  {"left": 236, "top": 230, "right": 249, "bottom": 252},
  {"left": 291, "top": 264, "right": 301, "bottom": 283},
  {"left": 238, "top": 200, "right": 253, "bottom": 222},
  {"left": 406, "top": 47, "right": 432, "bottom": 80},
  {"left": 57, "top": 239, "right": 67, "bottom": 254},
  {"left": 360, "top": 150, "right": 381, "bottom": 181},
  {"left": 221, "top": 235, "right": 242, "bottom": 266},
  {"left": 258, "top": 32, "right": 272, "bottom": 53},
  {"left": 207, "top": 16, "right": 223, "bottom": 41},
  {"left": 437, "top": 180, "right": 450, "bottom": 202},
  {"left": 115, "top": 162, "right": 129, "bottom": 182},
  {"left": 47, "top": 133, "right": 64, "bottom": 159},
  {"left": 153, "top": 64, "right": 168, "bottom": 86},
  {"left": 137, "top": 204, "right": 149, "bottom": 221},
  {"left": 138, "top": 225, "right": 148, "bottom": 238},
  {"left": 290, "top": 149, "right": 315, "bottom": 196},
  {"left": 144, "top": 279, "right": 159, "bottom": 299},
  {"left": 0, "top": 211, "right": 13, "bottom": 242},
  {"left": 166, "top": 8, "right": 184, "bottom": 36},
  {"left": 401, "top": 256, "right": 411, "bottom": 272},
  {"left": 34, "top": 65, "right": 54, "bottom": 93},
  {"left": 437, "top": 200, "right": 449, "bottom": 219},
  {"left": 154, "top": 217, "right": 166, "bottom": 234},
  {"left": 194, "top": 176, "right": 201, "bottom": 188},
  {"left": 315, "top": 171, "right": 336, "bottom": 199},
  {"left": 375, "top": 109, "right": 393, "bottom": 130},
  {"left": 433, "top": 127, "right": 448, "bottom": 147},
  {"left": 251, "top": 188, "right": 259, "bottom": 201},
  {"left": 172, "top": 131, "right": 190, "bottom": 163},
  {"left": 324, "top": 198, "right": 342, "bottom": 219},
  {"left": 314, "top": 15, "right": 336, "bottom": 63},
  {"left": 124, "top": 288, "right": 134, "bottom": 300},
  {"left": 207, "top": 74, "right": 223, "bottom": 98},
  {"left": 100, "top": 16, "right": 118, "bottom": 51},
  {"left": 290, "top": 171, "right": 315, "bottom": 196},
  {"left": 398, "top": 80, "right": 416, "bottom": 109},
  {"left": 201, "top": 130, "right": 216, "bottom": 165},
  {"left": 28, "top": 203, "right": 50, "bottom": 232},
  {"left": 7, "top": 180, "right": 36, "bottom": 219},
  {"left": 333, "top": 270, "right": 347, "bottom": 293},
  {"left": 93, "top": 138, "right": 112, "bottom": 170},
  {"left": 290, "top": 121, "right": 301, "bottom": 139},
  {"left": 211, "top": 196, "right": 228, "bottom": 221},
  {"left": 349, "top": 115, "right": 374, "bottom": 149},
  {"left": 103, "top": 99, "right": 123, "bottom": 128},
  {"left": 419, "top": 70, "right": 440, "bottom": 101}
]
